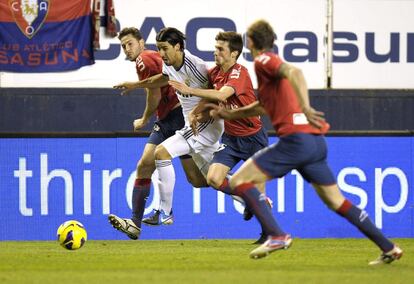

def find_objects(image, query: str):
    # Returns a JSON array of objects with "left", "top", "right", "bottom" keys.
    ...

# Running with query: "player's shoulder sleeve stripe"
[
  {"left": 184, "top": 57, "right": 208, "bottom": 84},
  {"left": 184, "top": 57, "right": 208, "bottom": 83}
]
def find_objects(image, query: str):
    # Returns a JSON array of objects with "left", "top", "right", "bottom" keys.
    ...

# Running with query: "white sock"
[{"left": 155, "top": 159, "right": 175, "bottom": 215}]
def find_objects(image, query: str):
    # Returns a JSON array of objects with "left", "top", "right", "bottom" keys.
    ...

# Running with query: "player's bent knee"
[
  {"left": 206, "top": 175, "right": 222, "bottom": 190},
  {"left": 154, "top": 145, "right": 171, "bottom": 160}
]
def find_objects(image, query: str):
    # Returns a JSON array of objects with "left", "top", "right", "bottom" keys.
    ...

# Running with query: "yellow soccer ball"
[{"left": 57, "top": 220, "right": 87, "bottom": 250}]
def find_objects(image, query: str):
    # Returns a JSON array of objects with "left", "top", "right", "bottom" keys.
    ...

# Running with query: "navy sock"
[
  {"left": 218, "top": 180, "right": 267, "bottom": 236},
  {"left": 336, "top": 200, "right": 394, "bottom": 252},
  {"left": 131, "top": 178, "right": 151, "bottom": 228},
  {"left": 234, "top": 183, "right": 285, "bottom": 236}
]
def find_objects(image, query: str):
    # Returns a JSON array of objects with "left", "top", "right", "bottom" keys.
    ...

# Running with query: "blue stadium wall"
[
  {"left": 0, "top": 88, "right": 413, "bottom": 241},
  {"left": 1, "top": 88, "right": 413, "bottom": 133}
]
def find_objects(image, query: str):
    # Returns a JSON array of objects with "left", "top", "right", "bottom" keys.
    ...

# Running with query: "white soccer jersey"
[{"left": 162, "top": 50, "right": 224, "bottom": 146}]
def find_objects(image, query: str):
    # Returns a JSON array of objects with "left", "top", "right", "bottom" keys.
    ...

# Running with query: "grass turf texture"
[{"left": 0, "top": 238, "right": 412, "bottom": 284}]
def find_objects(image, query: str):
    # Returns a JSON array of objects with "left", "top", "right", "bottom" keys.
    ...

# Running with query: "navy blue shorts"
[
  {"left": 212, "top": 127, "right": 268, "bottom": 169},
  {"left": 148, "top": 106, "right": 184, "bottom": 145},
  {"left": 147, "top": 106, "right": 191, "bottom": 159},
  {"left": 252, "top": 133, "right": 336, "bottom": 185}
]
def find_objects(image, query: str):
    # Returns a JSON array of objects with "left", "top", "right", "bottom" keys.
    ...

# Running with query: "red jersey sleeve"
[
  {"left": 224, "top": 64, "right": 247, "bottom": 96},
  {"left": 135, "top": 51, "right": 162, "bottom": 80},
  {"left": 222, "top": 64, "right": 263, "bottom": 136},
  {"left": 255, "top": 51, "right": 330, "bottom": 136},
  {"left": 224, "top": 65, "right": 257, "bottom": 107},
  {"left": 134, "top": 50, "right": 179, "bottom": 121},
  {"left": 254, "top": 52, "right": 282, "bottom": 80}
]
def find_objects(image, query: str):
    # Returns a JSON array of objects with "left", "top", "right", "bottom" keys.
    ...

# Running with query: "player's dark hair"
[
  {"left": 215, "top": 31, "right": 243, "bottom": 60},
  {"left": 247, "top": 19, "right": 275, "bottom": 50},
  {"left": 156, "top": 27, "right": 186, "bottom": 50},
  {"left": 118, "top": 27, "right": 142, "bottom": 41}
]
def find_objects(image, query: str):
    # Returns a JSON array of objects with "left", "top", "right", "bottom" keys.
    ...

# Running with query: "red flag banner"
[{"left": 0, "top": 0, "right": 94, "bottom": 72}]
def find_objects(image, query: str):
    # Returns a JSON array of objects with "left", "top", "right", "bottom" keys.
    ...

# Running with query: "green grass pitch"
[{"left": 0, "top": 238, "right": 412, "bottom": 284}]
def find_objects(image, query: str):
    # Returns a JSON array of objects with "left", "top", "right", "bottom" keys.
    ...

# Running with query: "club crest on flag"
[{"left": 9, "top": 0, "right": 50, "bottom": 39}]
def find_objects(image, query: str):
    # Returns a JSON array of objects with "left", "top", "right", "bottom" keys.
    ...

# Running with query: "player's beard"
[
  {"left": 128, "top": 54, "right": 138, "bottom": 62},
  {"left": 214, "top": 56, "right": 224, "bottom": 67}
]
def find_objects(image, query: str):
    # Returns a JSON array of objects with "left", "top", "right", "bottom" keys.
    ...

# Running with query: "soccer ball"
[{"left": 57, "top": 220, "right": 87, "bottom": 250}]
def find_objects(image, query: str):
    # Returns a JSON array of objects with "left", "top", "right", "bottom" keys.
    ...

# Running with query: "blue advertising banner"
[
  {"left": 0, "top": 0, "right": 94, "bottom": 72},
  {"left": 0, "top": 137, "right": 412, "bottom": 240}
]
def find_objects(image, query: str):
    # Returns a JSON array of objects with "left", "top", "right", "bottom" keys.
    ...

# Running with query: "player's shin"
[
  {"left": 132, "top": 178, "right": 151, "bottom": 227},
  {"left": 233, "top": 183, "right": 285, "bottom": 236},
  {"left": 336, "top": 199, "right": 394, "bottom": 252}
]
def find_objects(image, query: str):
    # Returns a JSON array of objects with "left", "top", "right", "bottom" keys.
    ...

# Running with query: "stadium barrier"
[
  {"left": 0, "top": 135, "right": 412, "bottom": 240},
  {"left": 1, "top": 88, "right": 414, "bottom": 133}
]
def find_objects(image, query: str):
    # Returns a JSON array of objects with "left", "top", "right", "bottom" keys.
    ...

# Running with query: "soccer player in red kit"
[
  {"left": 210, "top": 20, "right": 403, "bottom": 263},
  {"left": 169, "top": 31, "right": 270, "bottom": 244},
  {"left": 108, "top": 27, "right": 207, "bottom": 240}
]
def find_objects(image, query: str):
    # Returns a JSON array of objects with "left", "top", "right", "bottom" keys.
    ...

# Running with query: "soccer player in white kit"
[
  {"left": 115, "top": 28, "right": 287, "bottom": 259},
  {"left": 153, "top": 27, "right": 225, "bottom": 222},
  {"left": 114, "top": 27, "right": 224, "bottom": 227}
]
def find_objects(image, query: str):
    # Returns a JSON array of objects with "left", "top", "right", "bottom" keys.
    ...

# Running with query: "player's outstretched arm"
[
  {"left": 208, "top": 101, "right": 266, "bottom": 120},
  {"left": 114, "top": 74, "right": 169, "bottom": 96},
  {"left": 278, "top": 63, "right": 325, "bottom": 128},
  {"left": 168, "top": 80, "right": 233, "bottom": 102}
]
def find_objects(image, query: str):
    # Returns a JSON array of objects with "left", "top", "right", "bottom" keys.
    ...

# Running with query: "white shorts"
[{"left": 161, "top": 130, "right": 220, "bottom": 176}]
